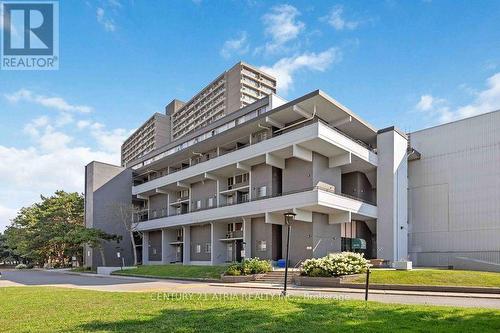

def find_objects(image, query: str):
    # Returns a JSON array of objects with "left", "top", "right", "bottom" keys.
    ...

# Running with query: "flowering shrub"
[
  {"left": 15, "top": 264, "right": 28, "bottom": 269},
  {"left": 224, "top": 258, "right": 272, "bottom": 276},
  {"left": 301, "top": 252, "right": 370, "bottom": 277}
]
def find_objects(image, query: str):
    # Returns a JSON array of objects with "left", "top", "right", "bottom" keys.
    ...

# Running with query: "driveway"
[{"left": 1, "top": 269, "right": 499, "bottom": 309}]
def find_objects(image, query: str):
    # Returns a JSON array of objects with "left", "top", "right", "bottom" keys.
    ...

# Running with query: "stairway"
[{"left": 254, "top": 270, "right": 299, "bottom": 284}]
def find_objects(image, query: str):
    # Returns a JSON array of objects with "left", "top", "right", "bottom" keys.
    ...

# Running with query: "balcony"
[
  {"left": 134, "top": 184, "right": 378, "bottom": 232},
  {"left": 133, "top": 120, "right": 378, "bottom": 196}
]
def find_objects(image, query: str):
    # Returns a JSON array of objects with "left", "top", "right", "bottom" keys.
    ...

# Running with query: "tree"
[
  {"left": 3, "top": 191, "right": 85, "bottom": 266},
  {"left": 111, "top": 202, "right": 141, "bottom": 266},
  {"left": 68, "top": 227, "right": 121, "bottom": 266}
]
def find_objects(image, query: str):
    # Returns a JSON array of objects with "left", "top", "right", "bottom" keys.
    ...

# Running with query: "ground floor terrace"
[{"left": 141, "top": 213, "right": 377, "bottom": 267}]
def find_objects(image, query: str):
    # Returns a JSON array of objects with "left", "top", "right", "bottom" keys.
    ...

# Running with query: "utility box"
[{"left": 393, "top": 261, "right": 412, "bottom": 270}]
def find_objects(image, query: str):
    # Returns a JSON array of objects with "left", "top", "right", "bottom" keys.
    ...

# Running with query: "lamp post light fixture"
[{"left": 282, "top": 211, "right": 296, "bottom": 297}]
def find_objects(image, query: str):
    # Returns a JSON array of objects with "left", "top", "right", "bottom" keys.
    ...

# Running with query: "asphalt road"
[{"left": 1, "top": 269, "right": 499, "bottom": 309}]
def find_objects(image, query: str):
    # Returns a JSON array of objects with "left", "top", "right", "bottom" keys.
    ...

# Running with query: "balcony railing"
[
  {"left": 137, "top": 183, "right": 378, "bottom": 223},
  {"left": 133, "top": 118, "right": 375, "bottom": 187}
]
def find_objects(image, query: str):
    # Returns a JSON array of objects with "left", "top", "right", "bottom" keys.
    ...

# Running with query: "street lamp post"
[{"left": 282, "top": 212, "right": 296, "bottom": 297}]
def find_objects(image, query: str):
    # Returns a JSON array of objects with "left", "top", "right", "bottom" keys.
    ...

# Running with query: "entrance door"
[{"left": 235, "top": 240, "right": 243, "bottom": 262}]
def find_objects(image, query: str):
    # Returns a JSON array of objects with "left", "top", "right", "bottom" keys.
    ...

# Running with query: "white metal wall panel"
[{"left": 408, "top": 110, "right": 500, "bottom": 266}]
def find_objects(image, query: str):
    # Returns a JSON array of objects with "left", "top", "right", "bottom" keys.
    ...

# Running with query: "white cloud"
[
  {"left": 96, "top": 7, "right": 116, "bottom": 32},
  {"left": 415, "top": 94, "right": 453, "bottom": 123},
  {"left": 220, "top": 32, "right": 250, "bottom": 59},
  {"left": 321, "top": 5, "right": 359, "bottom": 31},
  {"left": 5, "top": 89, "right": 93, "bottom": 113},
  {"left": 77, "top": 120, "right": 91, "bottom": 129},
  {"left": 260, "top": 4, "right": 305, "bottom": 54},
  {"left": 416, "top": 72, "right": 500, "bottom": 124},
  {"left": 0, "top": 91, "right": 131, "bottom": 232},
  {"left": 260, "top": 48, "right": 341, "bottom": 93},
  {"left": 89, "top": 122, "right": 131, "bottom": 153},
  {"left": 0, "top": 205, "right": 18, "bottom": 232}
]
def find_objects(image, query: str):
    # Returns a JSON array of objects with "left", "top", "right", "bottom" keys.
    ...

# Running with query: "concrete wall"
[
  {"left": 282, "top": 219, "right": 313, "bottom": 266},
  {"left": 312, "top": 153, "right": 341, "bottom": 191},
  {"left": 342, "top": 172, "right": 376, "bottom": 203},
  {"left": 283, "top": 157, "right": 313, "bottom": 193},
  {"left": 251, "top": 163, "right": 273, "bottom": 198},
  {"left": 376, "top": 128, "right": 408, "bottom": 263},
  {"left": 149, "top": 193, "right": 168, "bottom": 218},
  {"left": 250, "top": 217, "right": 274, "bottom": 260},
  {"left": 148, "top": 230, "right": 162, "bottom": 261},
  {"left": 408, "top": 111, "right": 500, "bottom": 267},
  {"left": 312, "top": 213, "right": 342, "bottom": 258},
  {"left": 191, "top": 180, "right": 217, "bottom": 210},
  {"left": 190, "top": 224, "right": 211, "bottom": 261},
  {"left": 84, "top": 161, "right": 134, "bottom": 269},
  {"left": 162, "top": 228, "right": 182, "bottom": 263}
]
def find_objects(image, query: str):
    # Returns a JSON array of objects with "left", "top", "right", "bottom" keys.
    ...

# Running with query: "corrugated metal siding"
[{"left": 408, "top": 111, "right": 500, "bottom": 266}]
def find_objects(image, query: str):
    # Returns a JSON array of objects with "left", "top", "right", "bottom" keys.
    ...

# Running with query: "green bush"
[
  {"left": 223, "top": 258, "right": 272, "bottom": 276},
  {"left": 224, "top": 264, "right": 242, "bottom": 276},
  {"left": 301, "top": 252, "right": 370, "bottom": 277},
  {"left": 242, "top": 258, "right": 272, "bottom": 274},
  {"left": 15, "top": 264, "right": 28, "bottom": 269}
]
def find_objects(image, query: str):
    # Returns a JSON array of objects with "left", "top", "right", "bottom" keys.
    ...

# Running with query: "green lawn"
[
  {"left": 351, "top": 269, "right": 500, "bottom": 287},
  {"left": 1, "top": 287, "right": 499, "bottom": 333},
  {"left": 112, "top": 264, "right": 226, "bottom": 280}
]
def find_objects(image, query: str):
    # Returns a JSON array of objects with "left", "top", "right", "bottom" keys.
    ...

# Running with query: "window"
[
  {"left": 242, "top": 173, "right": 249, "bottom": 183},
  {"left": 227, "top": 177, "right": 234, "bottom": 189},
  {"left": 235, "top": 174, "right": 243, "bottom": 184},
  {"left": 258, "top": 240, "right": 267, "bottom": 251},
  {"left": 195, "top": 200, "right": 201, "bottom": 210},
  {"left": 208, "top": 197, "right": 214, "bottom": 208},
  {"left": 258, "top": 186, "right": 267, "bottom": 198},
  {"left": 196, "top": 244, "right": 201, "bottom": 253},
  {"left": 204, "top": 243, "right": 211, "bottom": 254}
]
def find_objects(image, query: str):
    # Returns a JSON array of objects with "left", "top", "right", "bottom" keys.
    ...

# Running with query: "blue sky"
[{"left": 1, "top": 0, "right": 500, "bottom": 230}]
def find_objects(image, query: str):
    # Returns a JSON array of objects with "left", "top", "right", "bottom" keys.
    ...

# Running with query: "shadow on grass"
[{"left": 78, "top": 298, "right": 500, "bottom": 333}]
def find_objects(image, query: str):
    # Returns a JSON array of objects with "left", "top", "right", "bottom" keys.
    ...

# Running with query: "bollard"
[{"left": 364, "top": 268, "right": 370, "bottom": 301}]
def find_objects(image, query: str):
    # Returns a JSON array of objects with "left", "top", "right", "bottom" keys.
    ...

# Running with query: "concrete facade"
[
  {"left": 85, "top": 62, "right": 500, "bottom": 272},
  {"left": 84, "top": 162, "right": 134, "bottom": 269},
  {"left": 121, "top": 113, "right": 171, "bottom": 166}
]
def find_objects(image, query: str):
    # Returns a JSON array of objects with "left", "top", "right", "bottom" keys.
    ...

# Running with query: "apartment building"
[
  {"left": 167, "top": 62, "right": 277, "bottom": 141},
  {"left": 121, "top": 113, "right": 170, "bottom": 166},
  {"left": 85, "top": 63, "right": 500, "bottom": 272}
]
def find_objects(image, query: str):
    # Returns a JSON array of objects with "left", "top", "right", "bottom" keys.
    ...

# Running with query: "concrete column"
[
  {"left": 161, "top": 229, "right": 168, "bottom": 264},
  {"left": 376, "top": 127, "right": 408, "bottom": 263},
  {"left": 142, "top": 231, "right": 149, "bottom": 265},
  {"left": 243, "top": 218, "right": 251, "bottom": 259},
  {"left": 216, "top": 179, "right": 221, "bottom": 207},
  {"left": 182, "top": 226, "right": 190, "bottom": 265}
]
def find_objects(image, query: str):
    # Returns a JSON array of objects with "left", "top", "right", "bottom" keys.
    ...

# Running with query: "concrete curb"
[
  {"left": 340, "top": 283, "right": 500, "bottom": 294},
  {"left": 212, "top": 282, "right": 500, "bottom": 299},
  {"left": 110, "top": 272, "right": 221, "bottom": 283}
]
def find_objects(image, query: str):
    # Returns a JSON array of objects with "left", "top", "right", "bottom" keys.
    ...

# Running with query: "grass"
[
  {"left": 112, "top": 264, "right": 226, "bottom": 280},
  {"left": 0, "top": 287, "right": 499, "bottom": 332},
  {"left": 351, "top": 269, "right": 500, "bottom": 288}
]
